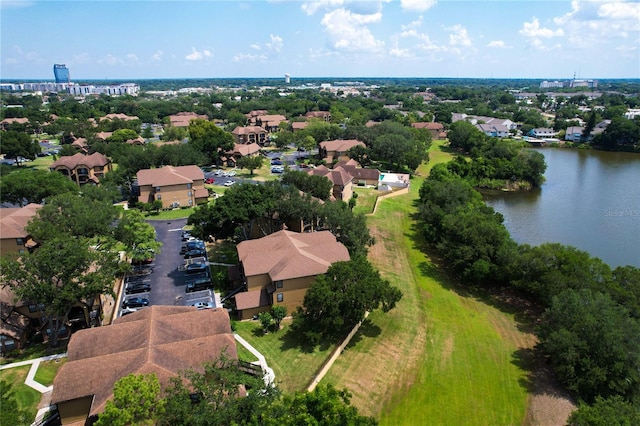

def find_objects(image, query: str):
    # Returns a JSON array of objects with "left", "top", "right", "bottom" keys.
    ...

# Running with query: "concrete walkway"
[
  {"left": 307, "top": 311, "right": 369, "bottom": 392},
  {"left": 1, "top": 353, "right": 67, "bottom": 425},
  {"left": 234, "top": 333, "right": 276, "bottom": 386}
]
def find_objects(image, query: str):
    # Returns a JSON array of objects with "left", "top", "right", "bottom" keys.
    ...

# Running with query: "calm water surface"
[{"left": 484, "top": 148, "right": 640, "bottom": 268}]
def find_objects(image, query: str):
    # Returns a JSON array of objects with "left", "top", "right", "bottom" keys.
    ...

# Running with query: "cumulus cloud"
[
  {"left": 265, "top": 34, "right": 284, "bottom": 52},
  {"left": 99, "top": 54, "right": 120, "bottom": 65},
  {"left": 400, "top": 0, "right": 436, "bottom": 12},
  {"left": 401, "top": 15, "right": 423, "bottom": 31},
  {"left": 152, "top": 50, "right": 163, "bottom": 61},
  {"left": 301, "top": 0, "right": 344, "bottom": 15},
  {"left": 125, "top": 53, "right": 139, "bottom": 63},
  {"left": 320, "top": 8, "right": 384, "bottom": 52},
  {"left": 185, "top": 47, "right": 212, "bottom": 61},
  {"left": 487, "top": 40, "right": 508, "bottom": 48},
  {"left": 447, "top": 24, "right": 472, "bottom": 47},
  {"left": 520, "top": 17, "right": 564, "bottom": 38}
]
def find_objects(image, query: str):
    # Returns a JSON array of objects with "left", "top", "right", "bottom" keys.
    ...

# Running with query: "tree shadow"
[
  {"left": 344, "top": 318, "right": 381, "bottom": 349},
  {"left": 278, "top": 327, "right": 318, "bottom": 354}
]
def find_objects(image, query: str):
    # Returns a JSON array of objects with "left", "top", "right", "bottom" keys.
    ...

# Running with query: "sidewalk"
[
  {"left": 1, "top": 353, "right": 68, "bottom": 425},
  {"left": 234, "top": 333, "right": 276, "bottom": 386}
]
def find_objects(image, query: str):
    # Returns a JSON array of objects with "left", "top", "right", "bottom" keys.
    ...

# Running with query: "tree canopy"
[
  {"left": 188, "top": 118, "right": 235, "bottom": 164},
  {"left": 0, "top": 168, "right": 77, "bottom": 206},
  {"left": 292, "top": 257, "right": 402, "bottom": 346}
]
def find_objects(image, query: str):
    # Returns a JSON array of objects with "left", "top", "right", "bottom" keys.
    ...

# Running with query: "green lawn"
[
  {"left": 33, "top": 359, "right": 66, "bottom": 387},
  {"left": 352, "top": 187, "right": 380, "bottom": 215},
  {"left": 0, "top": 366, "right": 41, "bottom": 420},
  {"left": 233, "top": 319, "right": 335, "bottom": 393},
  {"left": 321, "top": 140, "right": 532, "bottom": 424}
]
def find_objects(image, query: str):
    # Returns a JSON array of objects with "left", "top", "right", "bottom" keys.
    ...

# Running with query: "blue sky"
[{"left": 1, "top": 0, "right": 639, "bottom": 80}]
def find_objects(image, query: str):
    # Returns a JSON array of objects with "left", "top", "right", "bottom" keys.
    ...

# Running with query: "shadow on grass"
[{"left": 344, "top": 318, "right": 381, "bottom": 350}]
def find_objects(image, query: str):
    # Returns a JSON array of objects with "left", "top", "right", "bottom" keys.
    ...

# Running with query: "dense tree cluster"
[
  {"left": 292, "top": 257, "right": 402, "bottom": 346},
  {"left": 416, "top": 169, "right": 640, "bottom": 410},
  {"left": 188, "top": 181, "right": 372, "bottom": 257}
]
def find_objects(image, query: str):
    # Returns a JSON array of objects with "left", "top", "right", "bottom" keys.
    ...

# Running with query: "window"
[
  {"left": 155, "top": 187, "right": 161, "bottom": 192},
  {"left": 275, "top": 280, "right": 283, "bottom": 288},
  {"left": 188, "top": 191, "right": 192, "bottom": 197},
  {"left": 156, "top": 194, "right": 162, "bottom": 200},
  {"left": 16, "top": 238, "right": 24, "bottom": 245},
  {"left": 187, "top": 183, "right": 192, "bottom": 189},
  {"left": 276, "top": 293, "right": 283, "bottom": 303}
]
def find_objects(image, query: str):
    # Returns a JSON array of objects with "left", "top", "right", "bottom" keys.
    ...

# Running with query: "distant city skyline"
[{"left": 1, "top": 1, "right": 639, "bottom": 80}]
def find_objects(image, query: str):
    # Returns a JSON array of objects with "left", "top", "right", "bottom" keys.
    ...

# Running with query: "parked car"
[
  {"left": 180, "top": 240, "right": 205, "bottom": 254},
  {"left": 124, "top": 274, "right": 149, "bottom": 284},
  {"left": 120, "top": 307, "right": 141, "bottom": 316},
  {"left": 271, "top": 160, "right": 282, "bottom": 165},
  {"left": 185, "top": 263, "right": 208, "bottom": 274},
  {"left": 192, "top": 301, "right": 215, "bottom": 309},
  {"left": 186, "top": 277, "right": 213, "bottom": 293},
  {"left": 205, "top": 177, "right": 215, "bottom": 184},
  {"left": 271, "top": 166, "right": 284, "bottom": 174},
  {"left": 184, "top": 249, "right": 206, "bottom": 259},
  {"left": 125, "top": 282, "right": 151, "bottom": 295},
  {"left": 227, "top": 170, "right": 236, "bottom": 177},
  {"left": 223, "top": 180, "right": 235, "bottom": 187},
  {"left": 122, "top": 297, "right": 149, "bottom": 309}
]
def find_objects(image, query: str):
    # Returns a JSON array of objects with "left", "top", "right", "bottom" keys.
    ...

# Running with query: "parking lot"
[{"left": 117, "top": 218, "right": 218, "bottom": 317}]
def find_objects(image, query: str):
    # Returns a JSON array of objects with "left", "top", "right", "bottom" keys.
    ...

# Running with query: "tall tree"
[
  {"left": 236, "top": 155, "right": 265, "bottom": 176},
  {"left": 293, "top": 257, "right": 402, "bottom": 345},
  {"left": 539, "top": 289, "right": 640, "bottom": 402},
  {"left": 188, "top": 118, "right": 234, "bottom": 165},
  {"left": 0, "top": 236, "right": 122, "bottom": 347},
  {"left": 0, "top": 131, "right": 41, "bottom": 165},
  {"left": 113, "top": 210, "right": 162, "bottom": 265},
  {"left": 94, "top": 374, "right": 165, "bottom": 426},
  {"left": 0, "top": 169, "right": 77, "bottom": 206}
]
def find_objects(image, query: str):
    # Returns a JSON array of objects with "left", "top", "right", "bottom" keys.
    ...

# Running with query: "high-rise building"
[{"left": 53, "top": 64, "right": 70, "bottom": 83}]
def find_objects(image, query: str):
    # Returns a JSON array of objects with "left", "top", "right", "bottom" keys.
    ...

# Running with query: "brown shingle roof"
[
  {"left": 51, "top": 306, "right": 236, "bottom": 417},
  {"left": 231, "top": 126, "right": 266, "bottom": 136},
  {"left": 228, "top": 143, "right": 260, "bottom": 157},
  {"left": 50, "top": 152, "right": 110, "bottom": 170},
  {"left": 0, "top": 204, "right": 41, "bottom": 239},
  {"left": 136, "top": 165, "right": 203, "bottom": 187},
  {"left": 411, "top": 122, "right": 444, "bottom": 131},
  {"left": 235, "top": 289, "right": 271, "bottom": 310},
  {"left": 168, "top": 112, "right": 208, "bottom": 127},
  {"left": 237, "top": 230, "right": 350, "bottom": 282},
  {"left": 308, "top": 167, "right": 353, "bottom": 186},
  {"left": 319, "top": 139, "right": 365, "bottom": 152}
]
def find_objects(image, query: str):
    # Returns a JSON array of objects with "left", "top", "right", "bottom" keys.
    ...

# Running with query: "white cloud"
[
  {"left": 447, "top": 24, "right": 472, "bottom": 47},
  {"left": 487, "top": 40, "right": 506, "bottom": 48},
  {"left": 125, "top": 53, "right": 139, "bottom": 62},
  {"left": 265, "top": 34, "right": 283, "bottom": 53},
  {"left": 185, "top": 47, "right": 211, "bottom": 61},
  {"left": 0, "top": 0, "right": 35, "bottom": 9},
  {"left": 301, "top": 0, "right": 344, "bottom": 16},
  {"left": 250, "top": 43, "right": 260, "bottom": 50},
  {"left": 400, "top": 0, "right": 436, "bottom": 12},
  {"left": 152, "top": 50, "right": 163, "bottom": 61},
  {"left": 520, "top": 17, "right": 564, "bottom": 38},
  {"left": 401, "top": 15, "right": 423, "bottom": 31},
  {"left": 320, "top": 8, "right": 384, "bottom": 52}
]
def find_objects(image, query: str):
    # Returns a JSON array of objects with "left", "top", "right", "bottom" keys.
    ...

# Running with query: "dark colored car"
[
  {"left": 186, "top": 277, "right": 213, "bottom": 293},
  {"left": 271, "top": 160, "right": 282, "bottom": 165},
  {"left": 181, "top": 230, "right": 192, "bottom": 240},
  {"left": 125, "top": 282, "right": 151, "bottom": 295},
  {"left": 180, "top": 240, "right": 205, "bottom": 254},
  {"left": 185, "top": 263, "right": 208, "bottom": 274},
  {"left": 122, "top": 297, "right": 149, "bottom": 309},
  {"left": 184, "top": 249, "right": 206, "bottom": 259}
]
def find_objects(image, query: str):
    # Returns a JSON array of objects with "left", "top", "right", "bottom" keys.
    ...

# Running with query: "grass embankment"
[
  {"left": 322, "top": 140, "right": 533, "bottom": 425},
  {"left": 0, "top": 366, "right": 41, "bottom": 419},
  {"left": 234, "top": 320, "right": 334, "bottom": 393},
  {"left": 33, "top": 358, "right": 66, "bottom": 386}
]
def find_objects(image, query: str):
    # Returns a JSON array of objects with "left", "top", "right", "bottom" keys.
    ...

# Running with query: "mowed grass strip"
[
  {"left": 0, "top": 365, "right": 41, "bottom": 419},
  {"left": 33, "top": 358, "right": 66, "bottom": 387},
  {"left": 324, "top": 141, "right": 531, "bottom": 425},
  {"left": 233, "top": 319, "right": 335, "bottom": 393}
]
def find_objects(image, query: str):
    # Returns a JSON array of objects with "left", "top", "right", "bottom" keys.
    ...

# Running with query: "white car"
[
  {"left": 223, "top": 180, "right": 235, "bottom": 186},
  {"left": 192, "top": 302, "right": 214, "bottom": 310},
  {"left": 227, "top": 170, "right": 237, "bottom": 177}
]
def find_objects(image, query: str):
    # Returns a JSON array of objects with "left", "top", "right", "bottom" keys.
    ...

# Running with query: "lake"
[{"left": 484, "top": 148, "right": 640, "bottom": 268}]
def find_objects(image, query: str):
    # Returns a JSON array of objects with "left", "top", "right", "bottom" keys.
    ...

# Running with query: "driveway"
[{"left": 118, "top": 218, "right": 214, "bottom": 316}]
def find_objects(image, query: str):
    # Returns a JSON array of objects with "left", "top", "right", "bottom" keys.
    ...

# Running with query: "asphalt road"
[{"left": 118, "top": 218, "right": 213, "bottom": 316}]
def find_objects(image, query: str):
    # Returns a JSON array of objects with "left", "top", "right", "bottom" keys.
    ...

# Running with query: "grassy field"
[
  {"left": 233, "top": 319, "right": 335, "bottom": 393},
  {"left": 0, "top": 365, "right": 41, "bottom": 419},
  {"left": 321, "top": 140, "right": 533, "bottom": 424}
]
